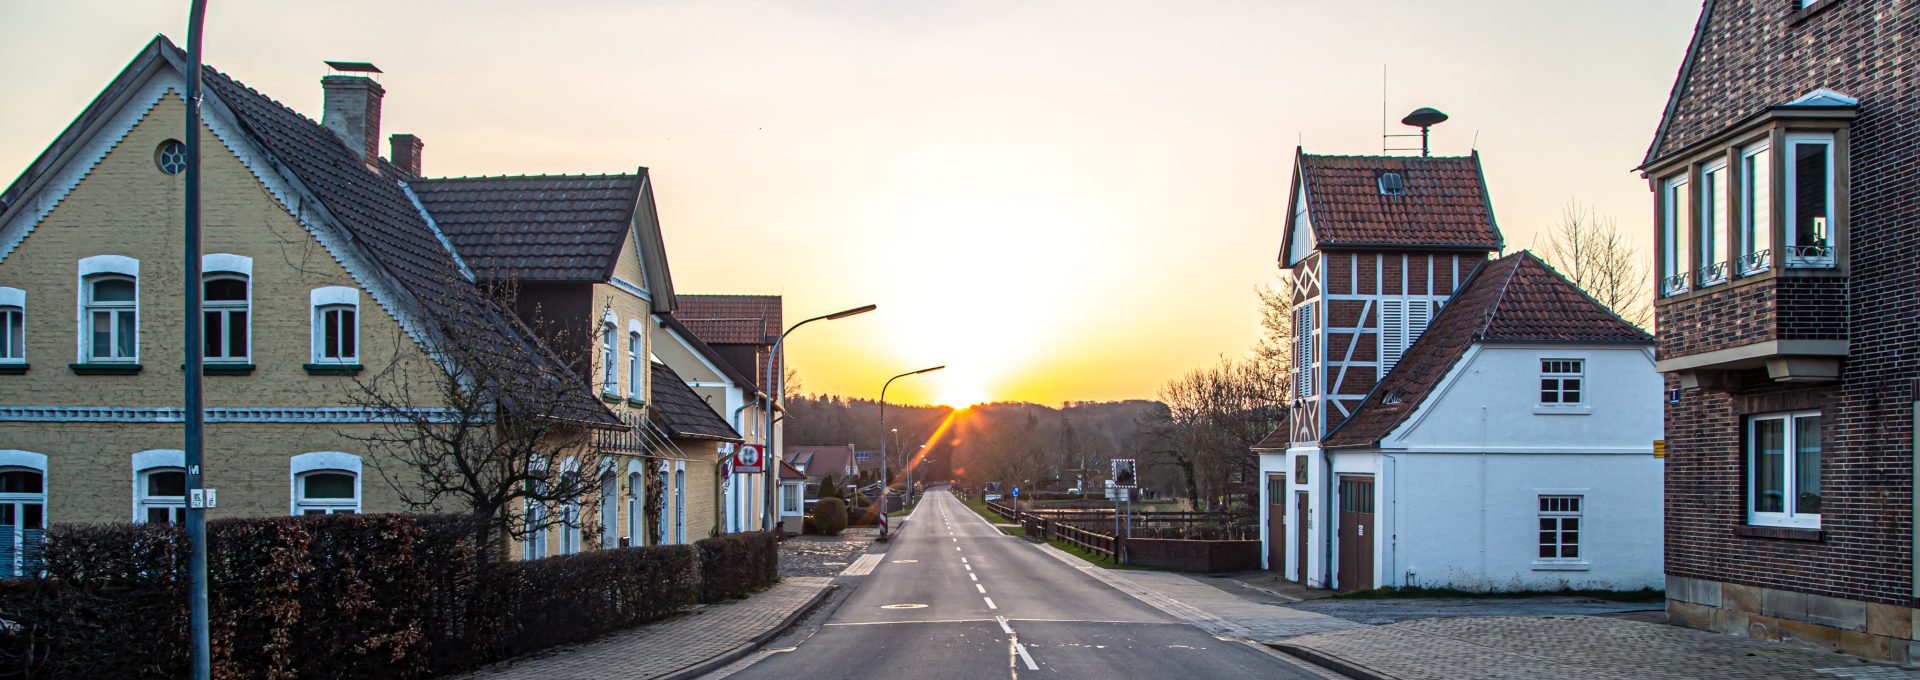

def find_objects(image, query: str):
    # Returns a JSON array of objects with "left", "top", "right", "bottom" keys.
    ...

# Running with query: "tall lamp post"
[
  {"left": 183, "top": 2, "right": 213, "bottom": 678},
  {"left": 880, "top": 365, "right": 943, "bottom": 522},
  {"left": 762, "top": 304, "right": 875, "bottom": 530}
]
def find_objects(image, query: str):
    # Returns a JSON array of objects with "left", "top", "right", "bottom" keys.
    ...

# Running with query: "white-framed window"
[
  {"left": 557, "top": 462, "right": 582, "bottom": 555},
  {"left": 201, "top": 255, "right": 252, "bottom": 363},
  {"left": 1539, "top": 359, "right": 1584, "bottom": 405},
  {"left": 600, "top": 471, "right": 618, "bottom": 548},
  {"left": 137, "top": 468, "right": 186, "bottom": 524},
  {"left": 627, "top": 466, "right": 645, "bottom": 547},
  {"left": 1661, "top": 175, "right": 1691, "bottom": 296},
  {"left": 1699, "top": 160, "right": 1730, "bottom": 285},
  {"left": 627, "top": 327, "right": 644, "bottom": 401},
  {"left": 1739, "top": 142, "right": 1773, "bottom": 274},
  {"left": 601, "top": 315, "right": 619, "bottom": 396},
  {"left": 673, "top": 464, "right": 687, "bottom": 544},
  {"left": 289, "top": 452, "right": 360, "bottom": 515},
  {"left": 1537, "top": 495, "right": 1582, "bottom": 560},
  {"left": 310, "top": 287, "right": 360, "bottom": 363},
  {"left": 1784, "top": 132, "right": 1836, "bottom": 267},
  {"left": 525, "top": 494, "right": 549, "bottom": 560},
  {"left": 1294, "top": 304, "right": 1315, "bottom": 398},
  {"left": 0, "top": 287, "right": 23, "bottom": 364},
  {"left": 78, "top": 256, "right": 140, "bottom": 363},
  {"left": 0, "top": 452, "right": 47, "bottom": 578},
  {"left": 656, "top": 461, "right": 671, "bottom": 545},
  {"left": 782, "top": 482, "right": 802, "bottom": 515},
  {"left": 1749, "top": 411, "right": 1822, "bottom": 528},
  {"left": 1379, "top": 299, "right": 1433, "bottom": 374}
]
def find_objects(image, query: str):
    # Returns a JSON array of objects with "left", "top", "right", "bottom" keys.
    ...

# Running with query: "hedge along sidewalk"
[{"left": 458, "top": 576, "right": 834, "bottom": 680}]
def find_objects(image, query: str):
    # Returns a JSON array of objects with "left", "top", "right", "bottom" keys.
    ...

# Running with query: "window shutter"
[
  {"left": 1407, "top": 300, "right": 1433, "bottom": 345},
  {"left": 1295, "top": 305, "right": 1315, "bottom": 398},
  {"left": 1380, "top": 299, "right": 1407, "bottom": 373}
]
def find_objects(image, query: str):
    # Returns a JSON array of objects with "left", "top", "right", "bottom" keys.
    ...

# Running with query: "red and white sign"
[{"left": 733, "top": 444, "right": 765, "bottom": 473}]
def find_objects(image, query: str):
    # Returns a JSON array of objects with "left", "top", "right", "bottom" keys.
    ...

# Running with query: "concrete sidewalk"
[{"left": 457, "top": 576, "right": 833, "bottom": 680}]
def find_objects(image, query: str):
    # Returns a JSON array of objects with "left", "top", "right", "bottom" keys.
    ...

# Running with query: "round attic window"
[{"left": 155, "top": 140, "right": 187, "bottom": 175}]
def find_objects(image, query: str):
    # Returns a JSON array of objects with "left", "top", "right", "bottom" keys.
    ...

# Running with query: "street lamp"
[
  {"left": 880, "top": 365, "right": 943, "bottom": 527},
  {"left": 761, "top": 304, "right": 876, "bottom": 530}
]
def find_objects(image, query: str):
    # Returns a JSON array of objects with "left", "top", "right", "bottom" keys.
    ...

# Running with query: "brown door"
[
  {"left": 1295, "top": 491, "right": 1309, "bottom": 583},
  {"left": 1266, "top": 474, "right": 1286, "bottom": 572},
  {"left": 1337, "top": 475, "right": 1375, "bottom": 592}
]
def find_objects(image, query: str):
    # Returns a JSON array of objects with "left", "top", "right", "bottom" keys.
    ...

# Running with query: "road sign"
[
  {"left": 1111, "top": 458, "right": 1137, "bottom": 489},
  {"left": 734, "top": 444, "right": 765, "bottom": 473},
  {"left": 1012, "top": 487, "right": 1020, "bottom": 499}
]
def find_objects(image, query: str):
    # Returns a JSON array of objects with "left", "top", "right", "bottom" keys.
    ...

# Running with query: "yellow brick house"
[{"left": 0, "top": 36, "right": 736, "bottom": 567}]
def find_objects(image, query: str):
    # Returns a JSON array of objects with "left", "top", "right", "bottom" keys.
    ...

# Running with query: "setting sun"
[{"left": 936, "top": 379, "right": 991, "bottom": 408}]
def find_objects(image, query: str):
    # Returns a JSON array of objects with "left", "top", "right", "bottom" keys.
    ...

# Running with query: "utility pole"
[
  {"left": 183, "top": 1, "right": 212, "bottom": 677},
  {"left": 761, "top": 304, "right": 874, "bottom": 531},
  {"left": 879, "top": 365, "right": 942, "bottom": 526}
]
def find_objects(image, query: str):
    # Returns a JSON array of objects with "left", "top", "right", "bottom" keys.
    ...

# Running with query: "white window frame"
[
  {"left": 1539, "top": 359, "right": 1585, "bottom": 405},
  {"left": 626, "top": 462, "right": 646, "bottom": 547},
  {"left": 1738, "top": 142, "right": 1773, "bottom": 274},
  {"left": 600, "top": 470, "right": 618, "bottom": 548},
  {"left": 1698, "top": 160, "right": 1730, "bottom": 286},
  {"left": 601, "top": 316, "right": 619, "bottom": 397},
  {"left": 289, "top": 452, "right": 361, "bottom": 515},
  {"left": 310, "top": 287, "right": 361, "bottom": 364},
  {"left": 1660, "top": 175, "right": 1690, "bottom": 296},
  {"left": 627, "top": 319, "right": 646, "bottom": 402},
  {"left": 202, "top": 255, "right": 252, "bottom": 364},
  {"left": 1748, "top": 410, "right": 1822, "bottom": 529},
  {"left": 0, "top": 451, "right": 47, "bottom": 578},
  {"left": 0, "top": 287, "right": 23, "bottom": 364},
  {"left": 1536, "top": 495, "right": 1583, "bottom": 563},
  {"left": 782, "top": 481, "right": 802, "bottom": 515},
  {"left": 673, "top": 463, "right": 687, "bottom": 544},
  {"left": 1783, "top": 132, "right": 1837, "bottom": 268},
  {"left": 78, "top": 255, "right": 140, "bottom": 363},
  {"left": 131, "top": 449, "right": 186, "bottom": 524}
]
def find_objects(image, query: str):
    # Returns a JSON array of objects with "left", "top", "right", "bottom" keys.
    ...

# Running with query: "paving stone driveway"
[
  {"left": 456, "top": 577, "right": 832, "bottom": 680},
  {"left": 1277, "top": 615, "right": 1920, "bottom": 680}
]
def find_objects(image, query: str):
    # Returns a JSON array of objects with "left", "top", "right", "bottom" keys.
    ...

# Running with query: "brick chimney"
[
  {"left": 390, "top": 133, "right": 423, "bottom": 176},
  {"left": 321, "top": 75, "right": 384, "bottom": 162}
]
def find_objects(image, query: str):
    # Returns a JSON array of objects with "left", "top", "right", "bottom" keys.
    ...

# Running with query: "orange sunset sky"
[{"left": 0, "top": 1, "right": 1701, "bottom": 407}]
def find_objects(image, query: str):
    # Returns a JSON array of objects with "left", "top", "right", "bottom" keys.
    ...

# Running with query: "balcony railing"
[
  {"left": 1786, "top": 243, "right": 1835, "bottom": 268},
  {"left": 1737, "top": 249, "right": 1772, "bottom": 276},
  {"left": 1661, "top": 271, "right": 1692, "bottom": 297},
  {"left": 1697, "top": 261, "right": 1729, "bottom": 287}
]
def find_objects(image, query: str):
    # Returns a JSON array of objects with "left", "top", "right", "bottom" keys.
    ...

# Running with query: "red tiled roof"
[
  {"left": 1251, "top": 428, "right": 1291, "bottom": 452},
  {"left": 1292, "top": 153, "right": 1503, "bottom": 252},
  {"left": 787, "top": 445, "right": 857, "bottom": 478},
  {"left": 780, "top": 459, "right": 807, "bottom": 480},
  {"left": 677, "top": 318, "right": 769, "bottom": 346},
  {"left": 676, "top": 295, "right": 782, "bottom": 342},
  {"left": 1322, "top": 251, "right": 1650, "bottom": 449}
]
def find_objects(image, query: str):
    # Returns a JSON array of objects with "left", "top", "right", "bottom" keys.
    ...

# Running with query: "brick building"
[{"left": 1644, "top": 0, "right": 1920, "bottom": 660}]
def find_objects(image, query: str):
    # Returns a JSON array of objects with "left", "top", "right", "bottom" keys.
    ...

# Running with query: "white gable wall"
[
  {"left": 1286, "top": 183, "right": 1315, "bottom": 266},
  {"left": 1388, "top": 345, "right": 1662, "bottom": 453}
]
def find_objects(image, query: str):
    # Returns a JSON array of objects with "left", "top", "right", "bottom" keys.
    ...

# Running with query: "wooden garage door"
[
  {"left": 1266, "top": 474, "right": 1286, "bottom": 572},
  {"left": 1337, "top": 475, "right": 1375, "bottom": 592}
]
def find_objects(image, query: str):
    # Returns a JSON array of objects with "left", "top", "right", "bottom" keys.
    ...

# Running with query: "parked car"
[
  {"left": 1067, "top": 487, "right": 1082, "bottom": 495},
  {"left": 983, "top": 493, "right": 1002, "bottom": 501}
]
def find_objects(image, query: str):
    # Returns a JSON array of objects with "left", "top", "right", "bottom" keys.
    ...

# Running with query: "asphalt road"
[{"left": 718, "top": 488, "right": 1327, "bottom": 680}]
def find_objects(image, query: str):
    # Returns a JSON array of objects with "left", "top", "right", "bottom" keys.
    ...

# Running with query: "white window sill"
[
  {"left": 1531, "top": 561, "right": 1590, "bottom": 571},
  {"left": 1532, "top": 405, "right": 1592, "bottom": 416}
]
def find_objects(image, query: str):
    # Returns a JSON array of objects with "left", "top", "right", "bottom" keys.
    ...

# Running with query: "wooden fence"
[{"left": 981, "top": 498, "right": 1257, "bottom": 569}]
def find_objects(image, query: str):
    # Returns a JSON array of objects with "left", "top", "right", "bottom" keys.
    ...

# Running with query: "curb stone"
[
  {"left": 1267, "top": 642, "right": 1393, "bottom": 680},
  {"left": 655, "top": 582, "right": 836, "bottom": 680}
]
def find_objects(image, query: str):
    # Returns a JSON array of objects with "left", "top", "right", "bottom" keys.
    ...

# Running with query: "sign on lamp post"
[{"left": 734, "top": 443, "right": 765, "bottom": 474}]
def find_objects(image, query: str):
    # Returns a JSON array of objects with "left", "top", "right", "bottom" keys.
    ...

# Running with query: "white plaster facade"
[{"left": 1260, "top": 344, "right": 1665, "bottom": 592}]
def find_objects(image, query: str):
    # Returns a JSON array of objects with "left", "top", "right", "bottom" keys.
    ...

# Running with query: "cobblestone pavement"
[
  {"left": 1277, "top": 615, "right": 1920, "bottom": 680},
  {"left": 458, "top": 577, "right": 833, "bottom": 680},
  {"left": 777, "top": 529, "right": 878, "bottom": 577}
]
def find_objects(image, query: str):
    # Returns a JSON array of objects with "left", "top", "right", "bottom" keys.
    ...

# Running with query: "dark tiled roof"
[
  {"left": 409, "top": 174, "right": 642, "bottom": 281},
  {"left": 1323, "top": 251, "right": 1649, "bottom": 449},
  {"left": 648, "top": 361, "right": 741, "bottom": 442},
  {"left": 675, "top": 295, "right": 782, "bottom": 343},
  {"left": 1294, "top": 153, "right": 1502, "bottom": 251},
  {"left": 786, "top": 445, "right": 856, "bottom": 477},
  {"left": 657, "top": 314, "right": 766, "bottom": 399},
  {"left": 146, "top": 39, "right": 617, "bottom": 429}
]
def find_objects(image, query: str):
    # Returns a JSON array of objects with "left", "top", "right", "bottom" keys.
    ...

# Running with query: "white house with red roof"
[{"left": 1253, "top": 151, "right": 1663, "bottom": 592}]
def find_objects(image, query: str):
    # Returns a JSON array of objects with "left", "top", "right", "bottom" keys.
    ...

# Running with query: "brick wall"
[
  {"left": 1126, "top": 538, "right": 1260, "bottom": 573},
  {"left": 1658, "top": 0, "right": 1920, "bottom": 607}
]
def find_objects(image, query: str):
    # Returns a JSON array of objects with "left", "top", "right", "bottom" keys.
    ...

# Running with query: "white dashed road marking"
[
  {"left": 1015, "top": 643, "right": 1039, "bottom": 671},
  {"left": 976, "top": 584, "right": 986, "bottom": 594},
  {"left": 984, "top": 597, "right": 998, "bottom": 610}
]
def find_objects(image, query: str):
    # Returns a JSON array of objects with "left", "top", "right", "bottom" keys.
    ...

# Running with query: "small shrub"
[{"left": 808, "top": 498, "right": 848, "bottom": 536}]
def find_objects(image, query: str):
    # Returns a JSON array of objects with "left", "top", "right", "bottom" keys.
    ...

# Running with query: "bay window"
[
  {"left": 1749, "top": 411, "right": 1821, "bottom": 528},
  {"left": 1785, "top": 133, "right": 1836, "bottom": 267},
  {"left": 1698, "top": 160, "right": 1730, "bottom": 285},
  {"left": 1738, "top": 142, "right": 1772, "bottom": 274},
  {"left": 1660, "top": 175, "right": 1690, "bottom": 296}
]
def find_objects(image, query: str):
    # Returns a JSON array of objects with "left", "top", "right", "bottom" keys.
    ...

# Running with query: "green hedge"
[
  {"left": 805, "top": 498, "right": 848, "bottom": 536},
  {"left": 0, "top": 514, "right": 739, "bottom": 679}
]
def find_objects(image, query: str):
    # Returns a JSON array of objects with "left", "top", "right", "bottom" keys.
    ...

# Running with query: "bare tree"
[
  {"left": 1537, "top": 202, "right": 1652, "bottom": 328},
  {"left": 343, "top": 271, "right": 615, "bottom": 554},
  {"left": 1147, "top": 357, "right": 1286, "bottom": 511},
  {"left": 1252, "top": 273, "right": 1296, "bottom": 392}
]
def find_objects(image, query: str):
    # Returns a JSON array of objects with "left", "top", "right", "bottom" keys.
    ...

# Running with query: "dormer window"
[{"left": 1377, "top": 172, "right": 1405, "bottom": 196}]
